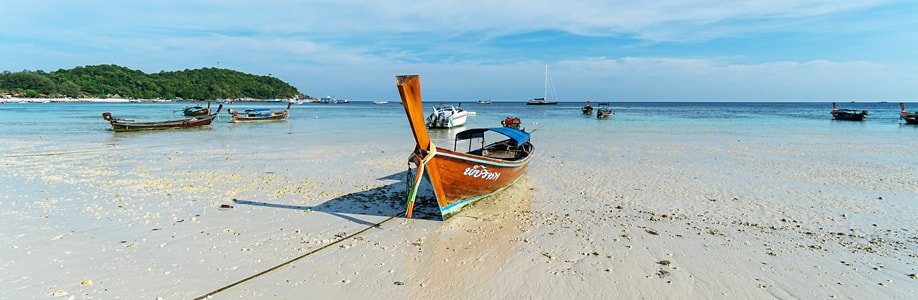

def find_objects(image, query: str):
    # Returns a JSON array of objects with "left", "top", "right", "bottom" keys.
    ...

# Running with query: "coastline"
[{"left": 0, "top": 97, "right": 297, "bottom": 103}]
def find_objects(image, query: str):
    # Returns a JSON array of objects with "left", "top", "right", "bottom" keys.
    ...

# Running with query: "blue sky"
[{"left": 2, "top": 0, "right": 917, "bottom": 101}]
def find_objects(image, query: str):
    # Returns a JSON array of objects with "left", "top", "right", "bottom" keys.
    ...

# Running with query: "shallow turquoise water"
[{"left": 0, "top": 101, "right": 915, "bottom": 154}]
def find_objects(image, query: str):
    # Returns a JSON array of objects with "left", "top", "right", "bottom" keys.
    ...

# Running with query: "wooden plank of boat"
[
  {"left": 397, "top": 75, "right": 534, "bottom": 219},
  {"left": 228, "top": 102, "right": 292, "bottom": 123},
  {"left": 901, "top": 102, "right": 918, "bottom": 125},
  {"left": 102, "top": 105, "right": 223, "bottom": 132}
]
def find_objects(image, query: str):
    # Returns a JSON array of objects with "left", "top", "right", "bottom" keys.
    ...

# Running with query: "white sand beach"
[{"left": 0, "top": 113, "right": 916, "bottom": 299}]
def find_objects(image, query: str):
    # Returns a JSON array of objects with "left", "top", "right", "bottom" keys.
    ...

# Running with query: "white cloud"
[
  {"left": 1, "top": 1, "right": 892, "bottom": 41},
  {"left": 1, "top": 0, "right": 914, "bottom": 101}
]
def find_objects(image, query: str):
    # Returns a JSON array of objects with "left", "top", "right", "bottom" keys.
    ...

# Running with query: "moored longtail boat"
[
  {"left": 597, "top": 103, "right": 613, "bottom": 119},
  {"left": 183, "top": 101, "right": 212, "bottom": 116},
  {"left": 397, "top": 75, "right": 534, "bottom": 219},
  {"left": 831, "top": 102, "right": 868, "bottom": 121},
  {"left": 227, "top": 102, "right": 292, "bottom": 123},
  {"left": 582, "top": 101, "right": 593, "bottom": 115},
  {"left": 900, "top": 102, "right": 918, "bottom": 125},
  {"left": 102, "top": 105, "right": 222, "bottom": 132}
]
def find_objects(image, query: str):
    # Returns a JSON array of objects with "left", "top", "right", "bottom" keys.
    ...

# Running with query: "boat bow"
[{"left": 397, "top": 75, "right": 532, "bottom": 219}]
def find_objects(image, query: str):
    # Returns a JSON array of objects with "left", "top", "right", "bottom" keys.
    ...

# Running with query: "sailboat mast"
[{"left": 544, "top": 65, "right": 548, "bottom": 100}]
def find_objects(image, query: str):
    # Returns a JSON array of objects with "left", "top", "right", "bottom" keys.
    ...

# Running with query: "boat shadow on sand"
[{"left": 233, "top": 171, "right": 442, "bottom": 224}]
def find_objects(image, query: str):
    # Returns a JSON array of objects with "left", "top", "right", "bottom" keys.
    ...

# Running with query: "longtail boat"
[
  {"left": 597, "top": 103, "right": 613, "bottom": 119},
  {"left": 227, "top": 102, "right": 292, "bottom": 123},
  {"left": 900, "top": 102, "right": 918, "bottom": 125},
  {"left": 831, "top": 102, "right": 868, "bottom": 121},
  {"left": 397, "top": 75, "right": 534, "bottom": 219},
  {"left": 102, "top": 105, "right": 222, "bottom": 132},
  {"left": 183, "top": 101, "right": 212, "bottom": 116},
  {"left": 582, "top": 101, "right": 593, "bottom": 115}
]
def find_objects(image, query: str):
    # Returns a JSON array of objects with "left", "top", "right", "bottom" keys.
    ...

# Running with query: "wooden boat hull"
[
  {"left": 108, "top": 115, "right": 217, "bottom": 131},
  {"left": 831, "top": 102, "right": 867, "bottom": 121},
  {"left": 183, "top": 102, "right": 213, "bottom": 116},
  {"left": 831, "top": 111, "right": 866, "bottom": 121},
  {"left": 231, "top": 111, "right": 288, "bottom": 122},
  {"left": 183, "top": 108, "right": 210, "bottom": 116},
  {"left": 230, "top": 103, "right": 292, "bottom": 123},
  {"left": 103, "top": 105, "right": 222, "bottom": 132},
  {"left": 419, "top": 147, "right": 530, "bottom": 218},
  {"left": 398, "top": 75, "right": 533, "bottom": 220}
]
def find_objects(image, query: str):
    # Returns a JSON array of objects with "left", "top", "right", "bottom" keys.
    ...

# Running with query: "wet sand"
[{"left": 1, "top": 122, "right": 916, "bottom": 299}]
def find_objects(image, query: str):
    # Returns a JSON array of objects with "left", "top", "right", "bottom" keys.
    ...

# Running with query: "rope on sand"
[{"left": 193, "top": 214, "right": 401, "bottom": 300}]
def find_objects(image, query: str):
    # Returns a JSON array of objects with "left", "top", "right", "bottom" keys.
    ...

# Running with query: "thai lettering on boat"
[{"left": 463, "top": 165, "right": 501, "bottom": 181}]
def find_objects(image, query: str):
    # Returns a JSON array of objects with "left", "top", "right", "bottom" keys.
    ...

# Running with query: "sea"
[{"left": 0, "top": 101, "right": 915, "bottom": 155}]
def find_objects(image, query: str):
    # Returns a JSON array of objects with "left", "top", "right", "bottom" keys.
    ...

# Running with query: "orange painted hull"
[
  {"left": 423, "top": 148, "right": 530, "bottom": 218},
  {"left": 396, "top": 75, "right": 533, "bottom": 219}
]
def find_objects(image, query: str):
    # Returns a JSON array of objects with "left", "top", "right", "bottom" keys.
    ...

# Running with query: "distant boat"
[
  {"left": 597, "top": 103, "right": 613, "bottom": 119},
  {"left": 183, "top": 102, "right": 212, "bottom": 116},
  {"left": 103, "top": 105, "right": 223, "bottom": 132},
  {"left": 527, "top": 65, "right": 559, "bottom": 105},
  {"left": 831, "top": 102, "right": 868, "bottom": 121},
  {"left": 318, "top": 96, "right": 349, "bottom": 104},
  {"left": 901, "top": 102, "right": 918, "bottom": 125},
  {"left": 426, "top": 104, "right": 468, "bottom": 128},
  {"left": 373, "top": 100, "right": 389, "bottom": 104},
  {"left": 228, "top": 102, "right": 292, "bottom": 123},
  {"left": 397, "top": 75, "right": 534, "bottom": 219},
  {"left": 582, "top": 101, "right": 593, "bottom": 115},
  {"left": 477, "top": 99, "right": 492, "bottom": 104}
]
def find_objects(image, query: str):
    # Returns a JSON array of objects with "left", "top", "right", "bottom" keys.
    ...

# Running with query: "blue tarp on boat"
[
  {"left": 244, "top": 108, "right": 273, "bottom": 117},
  {"left": 455, "top": 127, "right": 530, "bottom": 146}
]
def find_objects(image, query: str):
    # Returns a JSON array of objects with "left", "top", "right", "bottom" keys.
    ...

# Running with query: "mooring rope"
[{"left": 193, "top": 213, "right": 401, "bottom": 300}]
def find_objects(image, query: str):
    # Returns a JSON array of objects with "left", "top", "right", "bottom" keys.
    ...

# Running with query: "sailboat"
[
  {"left": 397, "top": 75, "right": 534, "bottom": 219},
  {"left": 527, "top": 65, "right": 559, "bottom": 105}
]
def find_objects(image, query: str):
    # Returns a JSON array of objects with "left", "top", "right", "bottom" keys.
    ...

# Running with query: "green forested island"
[{"left": 0, "top": 64, "right": 304, "bottom": 100}]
